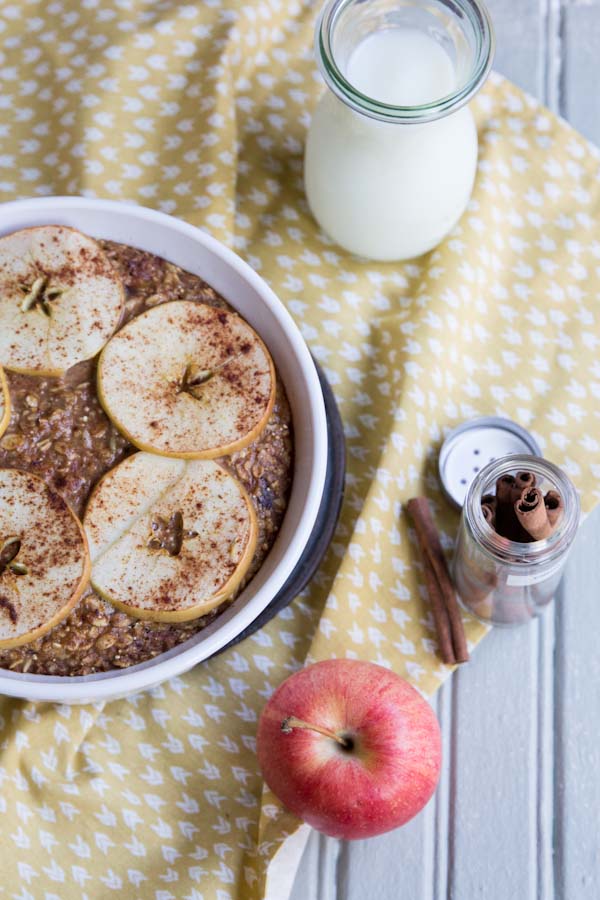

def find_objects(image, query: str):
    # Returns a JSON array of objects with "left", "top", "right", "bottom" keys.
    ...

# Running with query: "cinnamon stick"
[
  {"left": 481, "top": 494, "right": 496, "bottom": 528},
  {"left": 515, "top": 488, "right": 552, "bottom": 540},
  {"left": 407, "top": 497, "right": 469, "bottom": 664},
  {"left": 497, "top": 474, "right": 521, "bottom": 505},
  {"left": 544, "top": 490, "right": 564, "bottom": 530},
  {"left": 421, "top": 554, "right": 456, "bottom": 665},
  {"left": 495, "top": 475, "right": 533, "bottom": 542},
  {"left": 482, "top": 504, "right": 494, "bottom": 526},
  {"left": 515, "top": 471, "right": 536, "bottom": 493}
]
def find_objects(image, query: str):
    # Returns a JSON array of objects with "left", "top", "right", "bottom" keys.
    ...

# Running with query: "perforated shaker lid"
[{"left": 438, "top": 416, "right": 542, "bottom": 509}]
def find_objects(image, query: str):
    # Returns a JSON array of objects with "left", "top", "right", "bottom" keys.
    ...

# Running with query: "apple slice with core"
[
  {"left": 83, "top": 451, "right": 258, "bottom": 622},
  {"left": 0, "top": 468, "right": 91, "bottom": 649},
  {"left": 97, "top": 299, "right": 276, "bottom": 458},
  {"left": 0, "top": 225, "right": 124, "bottom": 376},
  {"left": 257, "top": 659, "right": 442, "bottom": 839},
  {"left": 0, "top": 365, "right": 10, "bottom": 439}
]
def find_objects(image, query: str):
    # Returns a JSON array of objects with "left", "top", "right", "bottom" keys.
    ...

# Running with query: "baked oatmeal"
[{"left": 0, "top": 241, "right": 293, "bottom": 675}]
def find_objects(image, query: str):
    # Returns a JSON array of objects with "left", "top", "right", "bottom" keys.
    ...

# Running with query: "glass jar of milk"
[{"left": 305, "top": 0, "right": 495, "bottom": 261}]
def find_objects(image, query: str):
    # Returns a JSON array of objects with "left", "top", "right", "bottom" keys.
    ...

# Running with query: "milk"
[
  {"left": 346, "top": 27, "right": 455, "bottom": 107},
  {"left": 304, "top": 27, "right": 478, "bottom": 261}
]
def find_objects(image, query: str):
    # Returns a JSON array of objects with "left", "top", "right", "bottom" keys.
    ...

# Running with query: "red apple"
[{"left": 257, "top": 659, "right": 441, "bottom": 840}]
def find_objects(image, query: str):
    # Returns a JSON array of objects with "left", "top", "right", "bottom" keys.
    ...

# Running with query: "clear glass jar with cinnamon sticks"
[{"left": 452, "top": 454, "right": 580, "bottom": 625}]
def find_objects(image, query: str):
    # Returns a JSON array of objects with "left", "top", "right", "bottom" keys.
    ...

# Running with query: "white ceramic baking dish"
[{"left": 0, "top": 197, "right": 328, "bottom": 704}]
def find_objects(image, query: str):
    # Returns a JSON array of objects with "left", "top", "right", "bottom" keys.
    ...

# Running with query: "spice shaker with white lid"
[
  {"left": 452, "top": 454, "right": 580, "bottom": 626},
  {"left": 304, "top": 0, "right": 494, "bottom": 261}
]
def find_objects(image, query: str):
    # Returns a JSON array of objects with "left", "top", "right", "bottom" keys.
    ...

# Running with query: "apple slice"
[
  {"left": 0, "top": 365, "right": 9, "bottom": 439},
  {"left": 0, "top": 225, "right": 124, "bottom": 376},
  {"left": 97, "top": 299, "right": 275, "bottom": 458},
  {"left": 83, "top": 451, "right": 258, "bottom": 622},
  {"left": 0, "top": 468, "right": 91, "bottom": 649}
]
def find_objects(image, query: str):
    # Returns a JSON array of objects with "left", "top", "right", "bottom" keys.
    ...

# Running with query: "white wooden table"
[{"left": 291, "top": 2, "right": 600, "bottom": 897}]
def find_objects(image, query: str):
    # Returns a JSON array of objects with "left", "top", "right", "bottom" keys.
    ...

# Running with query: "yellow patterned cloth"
[{"left": 0, "top": 1, "right": 599, "bottom": 897}]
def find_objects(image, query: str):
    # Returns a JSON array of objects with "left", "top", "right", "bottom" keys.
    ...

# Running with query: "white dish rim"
[{"left": 0, "top": 197, "right": 328, "bottom": 703}]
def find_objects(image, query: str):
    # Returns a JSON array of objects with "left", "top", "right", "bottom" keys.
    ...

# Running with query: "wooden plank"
[
  {"left": 432, "top": 683, "right": 452, "bottom": 900},
  {"left": 484, "top": 0, "right": 545, "bottom": 96},
  {"left": 334, "top": 807, "right": 434, "bottom": 900},
  {"left": 544, "top": 0, "right": 563, "bottom": 111},
  {"left": 562, "top": 3, "right": 600, "bottom": 144},
  {"left": 289, "top": 830, "right": 339, "bottom": 900},
  {"left": 553, "top": 511, "right": 600, "bottom": 900},
  {"left": 537, "top": 607, "right": 556, "bottom": 900},
  {"left": 448, "top": 624, "right": 540, "bottom": 899}
]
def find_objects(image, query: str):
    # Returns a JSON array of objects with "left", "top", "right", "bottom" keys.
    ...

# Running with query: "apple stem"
[{"left": 281, "top": 715, "right": 352, "bottom": 749}]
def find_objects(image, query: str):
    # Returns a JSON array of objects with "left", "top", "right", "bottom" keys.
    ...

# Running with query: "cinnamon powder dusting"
[
  {"left": 0, "top": 596, "right": 17, "bottom": 625},
  {"left": 0, "top": 241, "right": 293, "bottom": 676}
]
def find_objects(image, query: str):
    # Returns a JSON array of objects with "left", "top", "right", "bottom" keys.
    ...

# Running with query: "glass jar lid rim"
[{"left": 316, "top": 0, "right": 496, "bottom": 124}]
